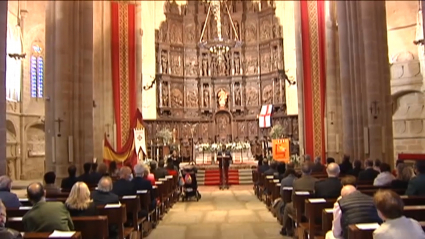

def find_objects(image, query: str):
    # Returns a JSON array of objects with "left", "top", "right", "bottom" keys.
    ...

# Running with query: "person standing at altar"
[
  {"left": 218, "top": 144, "right": 232, "bottom": 189},
  {"left": 168, "top": 150, "right": 181, "bottom": 170}
]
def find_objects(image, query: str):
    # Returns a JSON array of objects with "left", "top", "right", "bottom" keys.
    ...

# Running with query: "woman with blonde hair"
[
  {"left": 65, "top": 182, "right": 98, "bottom": 217},
  {"left": 391, "top": 165, "right": 415, "bottom": 190}
]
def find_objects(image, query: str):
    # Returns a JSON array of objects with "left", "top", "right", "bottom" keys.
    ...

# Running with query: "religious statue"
[
  {"left": 234, "top": 84, "right": 241, "bottom": 106},
  {"left": 272, "top": 47, "right": 279, "bottom": 70},
  {"left": 162, "top": 83, "right": 169, "bottom": 107},
  {"left": 218, "top": 58, "right": 227, "bottom": 76},
  {"left": 234, "top": 55, "right": 240, "bottom": 75},
  {"left": 172, "top": 128, "right": 177, "bottom": 143},
  {"left": 203, "top": 89, "right": 210, "bottom": 107},
  {"left": 161, "top": 51, "right": 168, "bottom": 74},
  {"left": 202, "top": 58, "right": 209, "bottom": 76},
  {"left": 217, "top": 89, "right": 228, "bottom": 108}
]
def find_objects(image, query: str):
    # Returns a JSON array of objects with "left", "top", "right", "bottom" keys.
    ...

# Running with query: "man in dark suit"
[
  {"left": 406, "top": 161, "right": 425, "bottom": 196},
  {"left": 112, "top": 166, "right": 136, "bottom": 197},
  {"left": 23, "top": 183, "right": 74, "bottom": 232},
  {"left": 90, "top": 163, "right": 103, "bottom": 185},
  {"left": 358, "top": 159, "right": 379, "bottom": 182},
  {"left": 91, "top": 176, "right": 120, "bottom": 205},
  {"left": 61, "top": 165, "right": 78, "bottom": 190},
  {"left": 152, "top": 160, "right": 169, "bottom": 180},
  {"left": 77, "top": 163, "right": 93, "bottom": 185},
  {"left": 0, "top": 176, "right": 20, "bottom": 208},
  {"left": 217, "top": 145, "right": 232, "bottom": 189},
  {"left": 264, "top": 160, "right": 278, "bottom": 176},
  {"left": 312, "top": 157, "right": 325, "bottom": 173},
  {"left": 314, "top": 163, "right": 342, "bottom": 199},
  {"left": 258, "top": 159, "right": 270, "bottom": 174},
  {"left": 280, "top": 162, "right": 318, "bottom": 236}
]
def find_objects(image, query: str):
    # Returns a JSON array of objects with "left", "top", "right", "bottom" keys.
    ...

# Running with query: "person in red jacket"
[{"left": 166, "top": 158, "right": 178, "bottom": 176}]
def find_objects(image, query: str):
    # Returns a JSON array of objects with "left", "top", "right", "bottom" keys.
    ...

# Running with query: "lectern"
[{"left": 217, "top": 155, "right": 231, "bottom": 189}]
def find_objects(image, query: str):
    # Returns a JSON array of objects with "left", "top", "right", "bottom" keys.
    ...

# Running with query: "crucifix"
[{"left": 55, "top": 118, "right": 63, "bottom": 137}]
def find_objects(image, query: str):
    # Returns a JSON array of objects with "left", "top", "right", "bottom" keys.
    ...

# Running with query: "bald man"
[
  {"left": 112, "top": 166, "right": 136, "bottom": 197},
  {"left": 91, "top": 176, "right": 120, "bottom": 205},
  {"left": 325, "top": 185, "right": 381, "bottom": 239},
  {"left": 314, "top": 163, "right": 342, "bottom": 199},
  {"left": 23, "top": 183, "right": 74, "bottom": 232}
]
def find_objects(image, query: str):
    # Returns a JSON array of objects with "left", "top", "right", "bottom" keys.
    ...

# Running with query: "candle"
[{"left": 157, "top": 148, "right": 159, "bottom": 160}]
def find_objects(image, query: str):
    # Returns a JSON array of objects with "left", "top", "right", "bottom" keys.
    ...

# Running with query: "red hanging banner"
[{"left": 111, "top": 2, "right": 137, "bottom": 150}]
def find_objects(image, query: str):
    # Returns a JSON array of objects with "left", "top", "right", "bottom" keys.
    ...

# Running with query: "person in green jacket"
[{"left": 23, "top": 182, "right": 74, "bottom": 232}]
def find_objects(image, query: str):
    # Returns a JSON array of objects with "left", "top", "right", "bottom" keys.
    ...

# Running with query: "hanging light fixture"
[{"left": 198, "top": 0, "right": 242, "bottom": 58}]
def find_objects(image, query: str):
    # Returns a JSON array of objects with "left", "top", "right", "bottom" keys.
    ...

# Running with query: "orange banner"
[{"left": 272, "top": 139, "right": 290, "bottom": 163}]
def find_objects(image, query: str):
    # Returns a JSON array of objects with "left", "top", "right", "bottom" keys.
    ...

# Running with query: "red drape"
[
  {"left": 103, "top": 110, "right": 145, "bottom": 168},
  {"left": 111, "top": 2, "right": 137, "bottom": 151},
  {"left": 300, "top": 1, "right": 326, "bottom": 162}
]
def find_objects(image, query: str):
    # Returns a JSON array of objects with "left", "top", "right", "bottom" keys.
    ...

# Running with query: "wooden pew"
[
  {"left": 290, "top": 190, "right": 312, "bottom": 234},
  {"left": 348, "top": 222, "right": 425, "bottom": 239},
  {"left": 281, "top": 187, "right": 293, "bottom": 204},
  {"left": 136, "top": 190, "right": 155, "bottom": 237},
  {"left": 7, "top": 204, "right": 132, "bottom": 239},
  {"left": 120, "top": 195, "right": 145, "bottom": 238},
  {"left": 23, "top": 232, "right": 82, "bottom": 239},
  {"left": 98, "top": 204, "right": 133, "bottom": 239},
  {"left": 302, "top": 198, "right": 336, "bottom": 239},
  {"left": 8, "top": 217, "right": 107, "bottom": 239},
  {"left": 321, "top": 202, "right": 425, "bottom": 234}
]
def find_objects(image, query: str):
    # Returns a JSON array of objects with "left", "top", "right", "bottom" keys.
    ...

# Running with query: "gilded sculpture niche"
[{"left": 148, "top": 0, "right": 298, "bottom": 147}]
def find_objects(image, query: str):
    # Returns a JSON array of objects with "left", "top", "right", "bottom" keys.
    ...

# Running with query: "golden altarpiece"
[{"left": 143, "top": 1, "right": 298, "bottom": 160}]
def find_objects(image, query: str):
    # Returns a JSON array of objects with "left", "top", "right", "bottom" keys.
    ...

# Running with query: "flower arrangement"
[
  {"left": 197, "top": 143, "right": 211, "bottom": 153},
  {"left": 269, "top": 124, "right": 284, "bottom": 139},
  {"left": 290, "top": 154, "right": 301, "bottom": 165},
  {"left": 156, "top": 129, "right": 172, "bottom": 144},
  {"left": 196, "top": 142, "right": 251, "bottom": 152}
]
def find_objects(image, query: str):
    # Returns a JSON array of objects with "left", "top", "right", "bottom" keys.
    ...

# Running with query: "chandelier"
[{"left": 198, "top": 0, "right": 242, "bottom": 58}]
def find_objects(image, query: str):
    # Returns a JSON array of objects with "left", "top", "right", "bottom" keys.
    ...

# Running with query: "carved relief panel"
[
  {"left": 186, "top": 85, "right": 199, "bottom": 108},
  {"left": 170, "top": 86, "right": 183, "bottom": 108},
  {"left": 153, "top": 1, "right": 296, "bottom": 144}
]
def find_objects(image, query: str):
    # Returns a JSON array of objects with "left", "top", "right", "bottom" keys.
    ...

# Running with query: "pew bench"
[
  {"left": 321, "top": 204, "right": 425, "bottom": 234},
  {"left": 348, "top": 222, "right": 425, "bottom": 239},
  {"left": 8, "top": 217, "right": 107, "bottom": 239},
  {"left": 7, "top": 204, "right": 131, "bottom": 239},
  {"left": 23, "top": 232, "right": 82, "bottom": 239}
]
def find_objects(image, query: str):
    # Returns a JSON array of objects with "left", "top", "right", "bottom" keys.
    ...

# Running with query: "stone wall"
[
  {"left": 6, "top": 1, "right": 47, "bottom": 180},
  {"left": 387, "top": 1, "right": 425, "bottom": 160}
]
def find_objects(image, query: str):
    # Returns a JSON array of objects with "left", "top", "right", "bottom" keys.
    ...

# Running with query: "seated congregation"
[
  {"left": 0, "top": 159, "right": 181, "bottom": 239},
  {"left": 253, "top": 157, "right": 425, "bottom": 239}
]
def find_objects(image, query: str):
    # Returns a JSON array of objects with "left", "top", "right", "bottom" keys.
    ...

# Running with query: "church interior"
[{"left": 1, "top": 0, "right": 425, "bottom": 239}]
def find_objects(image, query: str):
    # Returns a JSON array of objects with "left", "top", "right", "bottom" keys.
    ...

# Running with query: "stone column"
[
  {"left": 0, "top": 1, "right": 7, "bottom": 175},
  {"left": 325, "top": 1, "right": 342, "bottom": 159},
  {"left": 45, "top": 1, "right": 94, "bottom": 179},
  {"left": 336, "top": 1, "right": 393, "bottom": 162},
  {"left": 360, "top": 1, "right": 393, "bottom": 162},
  {"left": 294, "top": 0, "right": 306, "bottom": 155}
]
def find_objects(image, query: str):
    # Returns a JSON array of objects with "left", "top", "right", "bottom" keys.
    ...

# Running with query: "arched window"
[{"left": 30, "top": 44, "right": 44, "bottom": 98}]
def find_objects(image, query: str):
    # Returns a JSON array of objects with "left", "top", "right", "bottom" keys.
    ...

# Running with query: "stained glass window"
[{"left": 30, "top": 44, "right": 44, "bottom": 98}]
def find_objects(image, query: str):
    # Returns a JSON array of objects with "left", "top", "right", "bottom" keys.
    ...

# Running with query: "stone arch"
[
  {"left": 23, "top": 123, "right": 45, "bottom": 180},
  {"left": 6, "top": 119, "right": 17, "bottom": 143},
  {"left": 392, "top": 90, "right": 423, "bottom": 116},
  {"left": 392, "top": 91, "right": 425, "bottom": 159},
  {"left": 5, "top": 119, "right": 18, "bottom": 179}
]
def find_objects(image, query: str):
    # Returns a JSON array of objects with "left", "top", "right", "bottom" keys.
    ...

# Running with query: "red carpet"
[{"left": 204, "top": 169, "right": 240, "bottom": 185}]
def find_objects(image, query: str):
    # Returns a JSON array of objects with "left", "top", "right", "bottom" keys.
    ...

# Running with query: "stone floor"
[{"left": 147, "top": 185, "right": 289, "bottom": 239}]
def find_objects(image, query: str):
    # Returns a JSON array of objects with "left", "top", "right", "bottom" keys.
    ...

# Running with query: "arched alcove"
[{"left": 23, "top": 123, "right": 45, "bottom": 180}]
